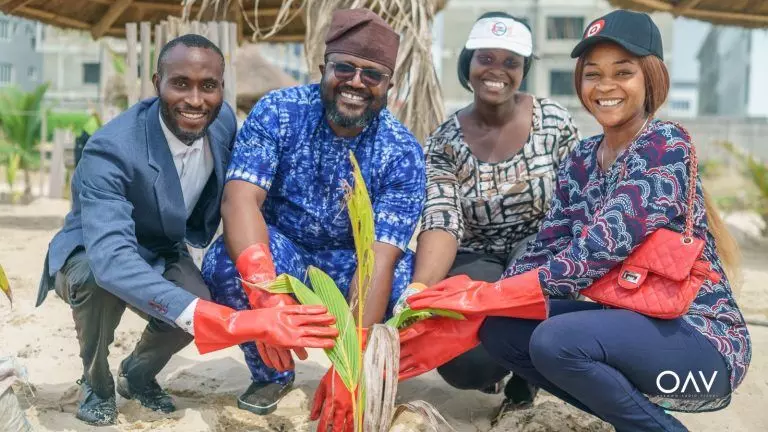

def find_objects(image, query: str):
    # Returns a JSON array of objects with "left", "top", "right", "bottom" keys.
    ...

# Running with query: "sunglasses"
[{"left": 327, "top": 61, "right": 390, "bottom": 87}]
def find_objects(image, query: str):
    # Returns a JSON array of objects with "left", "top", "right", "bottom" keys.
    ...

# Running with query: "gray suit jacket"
[{"left": 37, "top": 97, "right": 236, "bottom": 324}]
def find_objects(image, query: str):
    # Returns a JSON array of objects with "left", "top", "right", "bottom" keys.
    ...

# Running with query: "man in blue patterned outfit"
[{"left": 201, "top": 8, "right": 425, "bottom": 419}]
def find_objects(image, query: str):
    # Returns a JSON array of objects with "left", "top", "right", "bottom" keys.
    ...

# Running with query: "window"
[
  {"left": 28, "top": 66, "right": 38, "bottom": 81},
  {"left": 670, "top": 100, "right": 690, "bottom": 111},
  {"left": 82, "top": 62, "right": 101, "bottom": 84},
  {"left": 549, "top": 70, "right": 575, "bottom": 96},
  {"left": 0, "top": 63, "right": 13, "bottom": 85},
  {"left": 0, "top": 19, "right": 10, "bottom": 41},
  {"left": 546, "top": 17, "right": 585, "bottom": 40}
]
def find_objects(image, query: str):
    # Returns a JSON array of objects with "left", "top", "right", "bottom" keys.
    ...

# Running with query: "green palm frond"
[
  {"left": 307, "top": 266, "right": 361, "bottom": 392},
  {"left": 265, "top": 271, "right": 361, "bottom": 392},
  {"left": 344, "top": 151, "right": 375, "bottom": 312},
  {"left": 1, "top": 264, "right": 11, "bottom": 305}
]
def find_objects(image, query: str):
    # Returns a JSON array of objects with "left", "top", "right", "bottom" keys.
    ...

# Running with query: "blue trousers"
[
  {"left": 201, "top": 225, "right": 414, "bottom": 385},
  {"left": 479, "top": 300, "right": 731, "bottom": 432}
]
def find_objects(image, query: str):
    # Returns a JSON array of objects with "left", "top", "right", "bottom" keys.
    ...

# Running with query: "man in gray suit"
[{"left": 36, "top": 34, "right": 338, "bottom": 426}]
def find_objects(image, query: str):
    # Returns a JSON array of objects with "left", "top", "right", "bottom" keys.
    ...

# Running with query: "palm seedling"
[
  {"left": 252, "top": 152, "right": 459, "bottom": 431},
  {"left": 0, "top": 264, "right": 10, "bottom": 306}
]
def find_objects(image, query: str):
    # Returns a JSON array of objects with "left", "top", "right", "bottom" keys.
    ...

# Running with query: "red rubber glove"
[
  {"left": 236, "top": 243, "right": 276, "bottom": 295},
  {"left": 406, "top": 270, "right": 549, "bottom": 319},
  {"left": 250, "top": 290, "right": 308, "bottom": 372},
  {"left": 310, "top": 368, "right": 357, "bottom": 432},
  {"left": 192, "top": 299, "right": 338, "bottom": 354},
  {"left": 310, "top": 328, "right": 368, "bottom": 431},
  {"left": 397, "top": 315, "right": 484, "bottom": 381}
]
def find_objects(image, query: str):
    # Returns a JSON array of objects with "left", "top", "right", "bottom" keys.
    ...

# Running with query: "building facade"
[
  {"left": 0, "top": 12, "right": 43, "bottom": 92},
  {"left": 667, "top": 80, "right": 699, "bottom": 118},
  {"left": 35, "top": 25, "right": 115, "bottom": 111},
  {"left": 697, "top": 26, "right": 768, "bottom": 117},
  {"left": 435, "top": 0, "right": 674, "bottom": 117}
]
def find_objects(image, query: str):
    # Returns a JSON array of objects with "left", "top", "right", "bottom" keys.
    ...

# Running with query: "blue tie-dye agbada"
[{"left": 201, "top": 84, "right": 425, "bottom": 384}]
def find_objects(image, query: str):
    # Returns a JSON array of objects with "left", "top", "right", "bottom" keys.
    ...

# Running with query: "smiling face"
[
  {"left": 578, "top": 43, "right": 647, "bottom": 129},
  {"left": 153, "top": 44, "right": 224, "bottom": 144},
  {"left": 469, "top": 48, "right": 525, "bottom": 105},
  {"left": 319, "top": 53, "right": 392, "bottom": 133}
]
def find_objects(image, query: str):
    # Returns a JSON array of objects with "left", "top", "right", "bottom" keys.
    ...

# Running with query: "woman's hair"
[
  {"left": 457, "top": 12, "right": 533, "bottom": 92},
  {"left": 573, "top": 44, "right": 741, "bottom": 288}
]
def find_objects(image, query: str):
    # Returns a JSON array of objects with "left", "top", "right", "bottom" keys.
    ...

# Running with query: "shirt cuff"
[{"left": 175, "top": 298, "right": 199, "bottom": 336}]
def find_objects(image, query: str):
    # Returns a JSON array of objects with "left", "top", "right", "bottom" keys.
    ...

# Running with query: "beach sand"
[{"left": 1, "top": 198, "right": 766, "bottom": 431}]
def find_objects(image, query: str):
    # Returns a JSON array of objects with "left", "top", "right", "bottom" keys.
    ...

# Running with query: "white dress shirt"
[{"left": 159, "top": 112, "right": 214, "bottom": 335}]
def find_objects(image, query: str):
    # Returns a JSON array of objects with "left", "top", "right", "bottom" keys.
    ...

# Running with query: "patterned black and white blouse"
[{"left": 420, "top": 97, "right": 580, "bottom": 255}]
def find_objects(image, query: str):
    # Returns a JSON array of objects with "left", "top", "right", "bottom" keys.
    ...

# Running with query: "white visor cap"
[{"left": 465, "top": 17, "right": 533, "bottom": 57}]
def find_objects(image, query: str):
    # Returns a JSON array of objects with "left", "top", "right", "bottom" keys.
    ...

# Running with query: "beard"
[
  {"left": 159, "top": 98, "right": 221, "bottom": 145},
  {"left": 321, "top": 79, "right": 387, "bottom": 129}
]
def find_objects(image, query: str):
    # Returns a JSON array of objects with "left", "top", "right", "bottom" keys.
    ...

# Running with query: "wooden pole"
[
  {"left": 125, "top": 23, "right": 139, "bottom": 106},
  {"left": 169, "top": 18, "right": 179, "bottom": 39},
  {"left": 228, "top": 22, "right": 238, "bottom": 111},
  {"left": 140, "top": 21, "right": 152, "bottom": 99},
  {"left": 39, "top": 107, "right": 47, "bottom": 197},
  {"left": 218, "top": 22, "right": 235, "bottom": 110},
  {"left": 154, "top": 23, "right": 165, "bottom": 69},
  {"left": 208, "top": 21, "right": 220, "bottom": 47},
  {"left": 48, "top": 129, "right": 70, "bottom": 199}
]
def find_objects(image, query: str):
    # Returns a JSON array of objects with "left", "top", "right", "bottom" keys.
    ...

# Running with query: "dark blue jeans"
[{"left": 479, "top": 300, "right": 731, "bottom": 432}]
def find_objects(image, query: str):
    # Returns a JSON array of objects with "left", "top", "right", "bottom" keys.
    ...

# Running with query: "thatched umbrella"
[
  {"left": 607, "top": 0, "right": 768, "bottom": 28},
  {"left": 0, "top": 0, "right": 305, "bottom": 42},
  {"left": 1, "top": 0, "right": 448, "bottom": 143},
  {"left": 235, "top": 44, "right": 299, "bottom": 113}
]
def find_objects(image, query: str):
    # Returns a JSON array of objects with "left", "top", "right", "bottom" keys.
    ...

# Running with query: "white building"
[
  {"left": 697, "top": 26, "right": 768, "bottom": 117},
  {"left": 667, "top": 81, "right": 698, "bottom": 118},
  {"left": 434, "top": 0, "right": 675, "bottom": 116}
]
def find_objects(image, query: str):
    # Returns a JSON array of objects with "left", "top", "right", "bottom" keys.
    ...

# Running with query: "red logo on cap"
[
  {"left": 491, "top": 21, "right": 507, "bottom": 36},
  {"left": 585, "top": 19, "right": 605, "bottom": 38}
]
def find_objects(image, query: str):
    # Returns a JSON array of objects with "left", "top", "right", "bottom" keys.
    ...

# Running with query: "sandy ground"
[{"left": 1, "top": 198, "right": 767, "bottom": 431}]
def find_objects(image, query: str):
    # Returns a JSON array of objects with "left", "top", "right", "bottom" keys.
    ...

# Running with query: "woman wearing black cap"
[
  {"left": 404, "top": 11, "right": 581, "bottom": 415},
  {"left": 401, "top": 10, "right": 750, "bottom": 430}
]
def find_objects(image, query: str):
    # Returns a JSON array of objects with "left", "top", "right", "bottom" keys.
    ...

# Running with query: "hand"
[
  {"left": 251, "top": 291, "right": 309, "bottom": 372},
  {"left": 310, "top": 368, "right": 356, "bottom": 432},
  {"left": 236, "top": 243, "right": 276, "bottom": 288},
  {"left": 406, "top": 270, "right": 548, "bottom": 319},
  {"left": 192, "top": 299, "right": 339, "bottom": 354},
  {"left": 398, "top": 315, "right": 484, "bottom": 381}
]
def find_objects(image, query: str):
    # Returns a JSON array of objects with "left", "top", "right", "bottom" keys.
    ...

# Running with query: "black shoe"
[
  {"left": 75, "top": 377, "right": 117, "bottom": 426},
  {"left": 237, "top": 376, "right": 295, "bottom": 415},
  {"left": 490, "top": 375, "right": 539, "bottom": 426},
  {"left": 116, "top": 368, "right": 176, "bottom": 414}
]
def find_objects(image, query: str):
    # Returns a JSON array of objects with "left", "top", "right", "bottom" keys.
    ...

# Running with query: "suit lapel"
[
  {"left": 145, "top": 101, "right": 186, "bottom": 241},
  {"left": 207, "top": 120, "right": 229, "bottom": 195}
]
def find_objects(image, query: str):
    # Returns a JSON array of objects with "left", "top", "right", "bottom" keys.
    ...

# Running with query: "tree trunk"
[{"left": 23, "top": 169, "right": 32, "bottom": 199}]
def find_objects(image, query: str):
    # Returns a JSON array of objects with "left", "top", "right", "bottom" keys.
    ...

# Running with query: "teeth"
[
  {"left": 598, "top": 99, "right": 622, "bottom": 107},
  {"left": 341, "top": 91, "right": 365, "bottom": 101},
  {"left": 180, "top": 112, "right": 205, "bottom": 120},
  {"left": 483, "top": 80, "right": 506, "bottom": 89}
]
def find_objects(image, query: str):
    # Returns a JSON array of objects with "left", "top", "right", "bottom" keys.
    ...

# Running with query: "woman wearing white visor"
[{"left": 408, "top": 12, "right": 581, "bottom": 421}]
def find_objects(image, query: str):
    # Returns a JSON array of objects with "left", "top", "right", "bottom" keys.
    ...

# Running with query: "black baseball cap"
[{"left": 570, "top": 9, "right": 663, "bottom": 60}]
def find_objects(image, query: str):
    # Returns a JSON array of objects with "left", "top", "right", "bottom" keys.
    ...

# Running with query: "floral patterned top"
[
  {"left": 225, "top": 84, "right": 426, "bottom": 252},
  {"left": 507, "top": 119, "right": 751, "bottom": 411},
  {"left": 420, "top": 97, "right": 580, "bottom": 255}
]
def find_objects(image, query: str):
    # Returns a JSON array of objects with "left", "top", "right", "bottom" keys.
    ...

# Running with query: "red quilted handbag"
[{"left": 580, "top": 123, "right": 721, "bottom": 319}]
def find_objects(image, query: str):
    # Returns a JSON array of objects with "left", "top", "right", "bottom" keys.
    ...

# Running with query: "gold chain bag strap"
[{"left": 580, "top": 121, "right": 721, "bottom": 319}]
